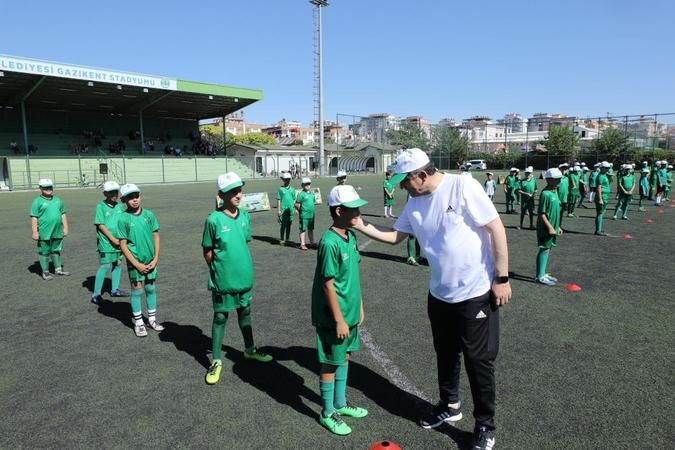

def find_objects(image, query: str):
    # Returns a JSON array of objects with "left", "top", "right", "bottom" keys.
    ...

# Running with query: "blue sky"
[{"left": 2, "top": 0, "right": 674, "bottom": 125}]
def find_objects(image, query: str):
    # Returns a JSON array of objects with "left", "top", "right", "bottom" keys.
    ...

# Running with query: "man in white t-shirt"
[{"left": 353, "top": 148, "right": 511, "bottom": 450}]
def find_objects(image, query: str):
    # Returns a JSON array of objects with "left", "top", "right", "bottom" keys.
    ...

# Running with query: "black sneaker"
[
  {"left": 472, "top": 426, "right": 495, "bottom": 450},
  {"left": 418, "top": 400, "right": 462, "bottom": 429},
  {"left": 90, "top": 295, "right": 104, "bottom": 305}
]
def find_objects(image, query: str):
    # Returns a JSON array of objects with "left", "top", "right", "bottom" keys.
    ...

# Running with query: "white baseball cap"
[
  {"left": 120, "top": 183, "right": 140, "bottom": 197},
  {"left": 336, "top": 170, "right": 348, "bottom": 178},
  {"left": 559, "top": 163, "right": 569, "bottom": 169},
  {"left": 102, "top": 181, "right": 120, "bottom": 192},
  {"left": 389, "top": 148, "right": 430, "bottom": 184},
  {"left": 38, "top": 178, "right": 54, "bottom": 188},
  {"left": 328, "top": 185, "right": 368, "bottom": 208},
  {"left": 600, "top": 161, "right": 612, "bottom": 168},
  {"left": 580, "top": 162, "right": 587, "bottom": 166},
  {"left": 509, "top": 167, "right": 518, "bottom": 172},
  {"left": 544, "top": 168, "right": 563, "bottom": 179},
  {"left": 217, "top": 172, "right": 244, "bottom": 193},
  {"left": 525, "top": 166, "right": 533, "bottom": 173},
  {"left": 281, "top": 172, "right": 292, "bottom": 180},
  {"left": 582, "top": 167, "right": 590, "bottom": 171},
  {"left": 301, "top": 177, "right": 311, "bottom": 184},
  {"left": 668, "top": 165, "right": 673, "bottom": 169}
]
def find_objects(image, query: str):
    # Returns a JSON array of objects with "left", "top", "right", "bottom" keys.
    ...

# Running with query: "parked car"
[{"left": 468, "top": 159, "right": 487, "bottom": 170}]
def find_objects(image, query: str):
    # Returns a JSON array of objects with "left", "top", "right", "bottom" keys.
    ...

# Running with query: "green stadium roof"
[{"left": 0, "top": 55, "right": 262, "bottom": 120}]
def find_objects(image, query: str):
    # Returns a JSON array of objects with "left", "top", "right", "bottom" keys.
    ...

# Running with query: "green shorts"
[
  {"left": 127, "top": 265, "right": 158, "bottom": 283},
  {"left": 99, "top": 251, "right": 123, "bottom": 265},
  {"left": 37, "top": 238, "right": 63, "bottom": 256},
  {"left": 299, "top": 217, "right": 315, "bottom": 232},
  {"left": 537, "top": 234, "right": 558, "bottom": 249},
  {"left": 384, "top": 198, "right": 393, "bottom": 206},
  {"left": 279, "top": 208, "right": 294, "bottom": 224},
  {"left": 316, "top": 325, "right": 359, "bottom": 366},
  {"left": 212, "top": 290, "right": 252, "bottom": 313}
]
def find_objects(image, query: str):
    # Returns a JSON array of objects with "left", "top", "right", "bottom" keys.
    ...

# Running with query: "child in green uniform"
[
  {"left": 30, "top": 178, "right": 70, "bottom": 280},
  {"left": 277, "top": 172, "right": 297, "bottom": 245},
  {"left": 578, "top": 165, "right": 589, "bottom": 208},
  {"left": 567, "top": 166, "right": 581, "bottom": 217},
  {"left": 117, "top": 184, "right": 164, "bottom": 337},
  {"left": 666, "top": 165, "right": 673, "bottom": 201},
  {"left": 557, "top": 163, "right": 570, "bottom": 227},
  {"left": 202, "top": 173, "right": 272, "bottom": 385},
  {"left": 91, "top": 181, "right": 129, "bottom": 304},
  {"left": 313, "top": 185, "right": 369, "bottom": 436},
  {"left": 638, "top": 167, "right": 650, "bottom": 211},
  {"left": 588, "top": 164, "right": 600, "bottom": 203},
  {"left": 655, "top": 161, "right": 668, "bottom": 206},
  {"left": 535, "top": 168, "right": 563, "bottom": 286},
  {"left": 383, "top": 171, "right": 395, "bottom": 218},
  {"left": 296, "top": 177, "right": 317, "bottom": 251},
  {"left": 504, "top": 168, "right": 518, "bottom": 213},
  {"left": 649, "top": 161, "right": 659, "bottom": 200},
  {"left": 613, "top": 165, "right": 635, "bottom": 220},
  {"left": 594, "top": 162, "right": 612, "bottom": 236},
  {"left": 517, "top": 167, "right": 537, "bottom": 229}
]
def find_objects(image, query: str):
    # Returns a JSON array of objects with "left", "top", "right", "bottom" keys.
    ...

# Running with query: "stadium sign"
[{"left": 0, "top": 55, "right": 177, "bottom": 90}]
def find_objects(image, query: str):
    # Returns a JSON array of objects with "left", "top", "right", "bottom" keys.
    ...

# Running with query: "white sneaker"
[
  {"left": 147, "top": 321, "right": 165, "bottom": 332},
  {"left": 134, "top": 323, "right": 148, "bottom": 337}
]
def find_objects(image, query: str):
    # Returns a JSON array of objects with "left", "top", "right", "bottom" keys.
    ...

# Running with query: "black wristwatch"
[{"left": 495, "top": 275, "right": 509, "bottom": 284}]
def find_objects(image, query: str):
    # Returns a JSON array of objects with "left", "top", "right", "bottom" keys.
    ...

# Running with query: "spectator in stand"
[
  {"left": 174, "top": 146, "right": 182, "bottom": 158},
  {"left": 10, "top": 138, "right": 19, "bottom": 154}
]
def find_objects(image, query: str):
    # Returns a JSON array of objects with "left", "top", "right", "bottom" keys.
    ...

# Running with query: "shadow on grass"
[
  {"left": 509, "top": 271, "right": 536, "bottom": 284},
  {"left": 96, "top": 299, "right": 133, "bottom": 329},
  {"left": 275, "top": 345, "right": 471, "bottom": 447},
  {"left": 27, "top": 261, "right": 52, "bottom": 276},
  {"left": 158, "top": 321, "right": 211, "bottom": 369},
  {"left": 82, "top": 275, "right": 112, "bottom": 295},
  {"left": 561, "top": 228, "right": 596, "bottom": 236}
]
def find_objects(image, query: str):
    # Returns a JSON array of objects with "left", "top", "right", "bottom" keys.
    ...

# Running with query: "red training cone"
[
  {"left": 370, "top": 441, "right": 402, "bottom": 450},
  {"left": 564, "top": 283, "right": 582, "bottom": 292},
  {"left": 623, "top": 234, "right": 633, "bottom": 239},
  {"left": 646, "top": 219, "right": 654, "bottom": 224}
]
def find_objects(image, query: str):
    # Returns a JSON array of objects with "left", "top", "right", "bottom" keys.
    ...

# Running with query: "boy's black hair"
[
  {"left": 329, "top": 205, "right": 339, "bottom": 219},
  {"left": 385, "top": 171, "right": 391, "bottom": 176}
]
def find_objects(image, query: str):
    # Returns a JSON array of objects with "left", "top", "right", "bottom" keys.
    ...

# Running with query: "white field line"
[{"left": 359, "top": 326, "right": 431, "bottom": 403}]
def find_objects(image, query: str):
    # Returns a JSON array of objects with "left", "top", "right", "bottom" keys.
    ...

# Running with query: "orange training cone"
[
  {"left": 646, "top": 219, "right": 654, "bottom": 224},
  {"left": 623, "top": 234, "right": 633, "bottom": 239},
  {"left": 369, "top": 441, "right": 402, "bottom": 450},
  {"left": 564, "top": 283, "right": 582, "bottom": 292}
]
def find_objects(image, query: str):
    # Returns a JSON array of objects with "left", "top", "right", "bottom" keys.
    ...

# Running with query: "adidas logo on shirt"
[{"left": 475, "top": 310, "right": 487, "bottom": 319}]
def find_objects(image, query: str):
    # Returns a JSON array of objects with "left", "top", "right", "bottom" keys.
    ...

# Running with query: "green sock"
[
  {"left": 111, "top": 263, "right": 122, "bottom": 291},
  {"left": 39, "top": 255, "right": 50, "bottom": 273},
  {"left": 237, "top": 306, "right": 255, "bottom": 352},
  {"left": 407, "top": 238, "right": 416, "bottom": 258},
  {"left": 596, "top": 214, "right": 603, "bottom": 232},
  {"left": 144, "top": 283, "right": 157, "bottom": 310},
  {"left": 130, "top": 288, "right": 143, "bottom": 319},
  {"left": 212, "top": 312, "right": 228, "bottom": 361},
  {"left": 320, "top": 380, "right": 336, "bottom": 417},
  {"left": 334, "top": 363, "right": 349, "bottom": 409},
  {"left": 52, "top": 253, "right": 62, "bottom": 270},
  {"left": 536, "top": 249, "right": 549, "bottom": 279},
  {"left": 93, "top": 264, "right": 110, "bottom": 296}
]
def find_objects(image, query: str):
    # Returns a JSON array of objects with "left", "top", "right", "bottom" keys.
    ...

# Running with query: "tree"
[
  {"left": 386, "top": 122, "right": 429, "bottom": 151},
  {"left": 231, "top": 132, "right": 276, "bottom": 145},
  {"left": 198, "top": 124, "right": 231, "bottom": 151},
  {"left": 429, "top": 126, "right": 469, "bottom": 169},
  {"left": 545, "top": 125, "right": 579, "bottom": 159},
  {"left": 591, "top": 127, "right": 629, "bottom": 160}
]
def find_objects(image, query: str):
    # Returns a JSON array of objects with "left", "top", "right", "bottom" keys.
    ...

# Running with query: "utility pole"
[{"left": 310, "top": 0, "right": 329, "bottom": 175}]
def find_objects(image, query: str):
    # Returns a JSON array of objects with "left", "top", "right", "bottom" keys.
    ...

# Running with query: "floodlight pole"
[{"left": 311, "top": 0, "right": 329, "bottom": 176}]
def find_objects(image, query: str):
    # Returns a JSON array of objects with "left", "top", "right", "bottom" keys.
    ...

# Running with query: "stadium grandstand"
[{"left": 0, "top": 54, "right": 262, "bottom": 190}]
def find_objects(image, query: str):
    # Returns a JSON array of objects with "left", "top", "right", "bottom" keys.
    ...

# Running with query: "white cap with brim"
[
  {"left": 583, "top": 167, "right": 590, "bottom": 171},
  {"left": 281, "top": 172, "right": 292, "bottom": 180},
  {"left": 389, "top": 148, "right": 430, "bottom": 184},
  {"left": 559, "top": 163, "right": 569, "bottom": 169},
  {"left": 38, "top": 178, "right": 54, "bottom": 188},
  {"left": 103, "top": 181, "right": 120, "bottom": 192},
  {"left": 301, "top": 177, "right": 311, "bottom": 184},
  {"left": 328, "top": 185, "right": 368, "bottom": 208},
  {"left": 601, "top": 161, "right": 612, "bottom": 168},
  {"left": 217, "top": 172, "right": 245, "bottom": 193},
  {"left": 525, "top": 166, "right": 533, "bottom": 173},
  {"left": 544, "top": 168, "right": 563, "bottom": 179},
  {"left": 336, "top": 170, "right": 347, "bottom": 178},
  {"left": 120, "top": 183, "right": 140, "bottom": 197}
]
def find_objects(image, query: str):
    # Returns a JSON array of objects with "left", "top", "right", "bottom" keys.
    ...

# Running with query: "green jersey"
[
  {"left": 568, "top": 173, "right": 580, "bottom": 195},
  {"left": 519, "top": 177, "right": 537, "bottom": 195},
  {"left": 589, "top": 170, "right": 599, "bottom": 188},
  {"left": 667, "top": 171, "right": 672, "bottom": 186},
  {"left": 505, "top": 175, "right": 519, "bottom": 190},
  {"left": 312, "top": 229, "right": 362, "bottom": 329},
  {"left": 557, "top": 176, "right": 569, "bottom": 203},
  {"left": 596, "top": 173, "right": 611, "bottom": 196},
  {"left": 657, "top": 168, "right": 668, "bottom": 186},
  {"left": 30, "top": 195, "right": 66, "bottom": 240},
  {"left": 94, "top": 201, "right": 125, "bottom": 253},
  {"left": 117, "top": 208, "right": 159, "bottom": 264},
  {"left": 201, "top": 208, "right": 253, "bottom": 294},
  {"left": 296, "top": 190, "right": 316, "bottom": 219},
  {"left": 383, "top": 179, "right": 394, "bottom": 198},
  {"left": 640, "top": 174, "right": 650, "bottom": 196},
  {"left": 619, "top": 174, "right": 635, "bottom": 193},
  {"left": 537, "top": 189, "right": 561, "bottom": 240},
  {"left": 277, "top": 186, "right": 296, "bottom": 211}
]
